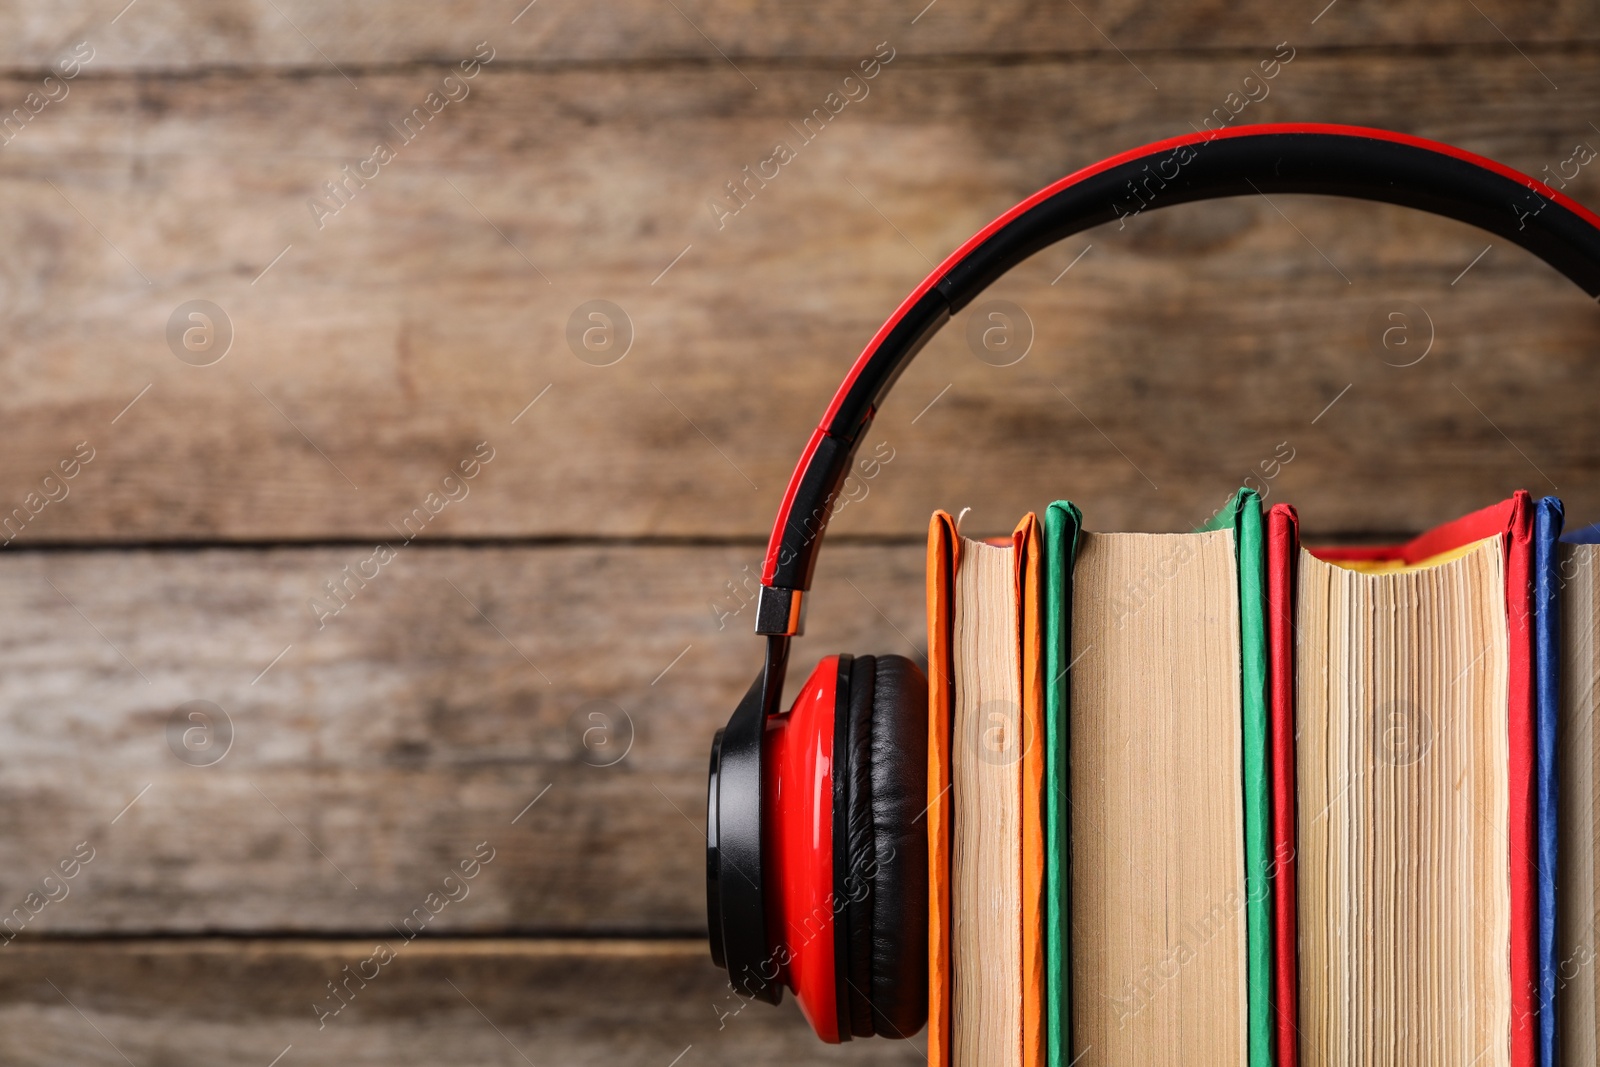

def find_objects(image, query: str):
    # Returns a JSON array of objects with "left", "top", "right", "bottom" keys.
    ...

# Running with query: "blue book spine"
[{"left": 1535, "top": 495, "right": 1564, "bottom": 1067}]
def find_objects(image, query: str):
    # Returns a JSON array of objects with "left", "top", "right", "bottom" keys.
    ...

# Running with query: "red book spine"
[
  {"left": 1266, "top": 504, "right": 1300, "bottom": 1067},
  {"left": 1503, "top": 492, "right": 1536, "bottom": 1067}
]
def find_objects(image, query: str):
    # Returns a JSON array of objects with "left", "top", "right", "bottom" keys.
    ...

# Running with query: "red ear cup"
[
  {"left": 759, "top": 653, "right": 930, "bottom": 1043},
  {"left": 761, "top": 654, "right": 849, "bottom": 1041},
  {"left": 716, "top": 646, "right": 929, "bottom": 1043}
]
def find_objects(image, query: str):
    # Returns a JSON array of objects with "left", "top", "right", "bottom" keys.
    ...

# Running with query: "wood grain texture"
[
  {"left": 0, "top": 541, "right": 923, "bottom": 933},
  {"left": 4, "top": 13, "right": 1600, "bottom": 1056},
  {"left": 0, "top": 50, "right": 1597, "bottom": 545},
  {"left": 0, "top": 0, "right": 1595, "bottom": 73},
  {"left": 0, "top": 938, "right": 926, "bottom": 1065}
]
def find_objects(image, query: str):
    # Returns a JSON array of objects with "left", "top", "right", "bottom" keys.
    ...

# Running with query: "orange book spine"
[
  {"left": 1014, "top": 514, "right": 1046, "bottom": 1067},
  {"left": 926, "top": 512, "right": 958, "bottom": 1067}
]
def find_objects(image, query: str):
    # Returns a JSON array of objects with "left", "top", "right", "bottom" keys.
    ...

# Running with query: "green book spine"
[
  {"left": 1043, "top": 501, "right": 1082, "bottom": 1067},
  {"left": 1202, "top": 488, "right": 1274, "bottom": 1067}
]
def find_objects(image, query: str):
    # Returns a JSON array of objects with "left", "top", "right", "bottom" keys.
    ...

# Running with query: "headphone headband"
[{"left": 756, "top": 123, "right": 1600, "bottom": 621}]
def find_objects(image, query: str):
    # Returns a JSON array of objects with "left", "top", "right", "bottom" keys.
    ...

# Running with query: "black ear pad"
[
  {"left": 838, "top": 653, "right": 929, "bottom": 1039},
  {"left": 841, "top": 655, "right": 878, "bottom": 1038}
]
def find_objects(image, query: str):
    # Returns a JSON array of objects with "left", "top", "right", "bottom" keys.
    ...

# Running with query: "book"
[
  {"left": 1557, "top": 518, "right": 1600, "bottom": 1066},
  {"left": 926, "top": 512, "right": 1046, "bottom": 1067},
  {"left": 1291, "top": 493, "right": 1536, "bottom": 1067},
  {"left": 1047, "top": 488, "right": 1270, "bottom": 1065}
]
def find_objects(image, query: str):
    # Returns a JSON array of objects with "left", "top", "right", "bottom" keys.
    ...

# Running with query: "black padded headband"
[{"left": 754, "top": 123, "right": 1600, "bottom": 630}]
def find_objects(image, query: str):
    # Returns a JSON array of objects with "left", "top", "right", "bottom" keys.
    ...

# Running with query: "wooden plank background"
[{"left": 1, "top": 1, "right": 1597, "bottom": 1062}]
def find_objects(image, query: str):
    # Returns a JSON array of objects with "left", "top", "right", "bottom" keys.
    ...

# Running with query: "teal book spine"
[{"left": 1043, "top": 501, "right": 1082, "bottom": 1067}]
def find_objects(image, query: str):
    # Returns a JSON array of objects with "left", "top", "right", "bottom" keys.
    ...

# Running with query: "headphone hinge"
[{"left": 754, "top": 586, "right": 806, "bottom": 636}]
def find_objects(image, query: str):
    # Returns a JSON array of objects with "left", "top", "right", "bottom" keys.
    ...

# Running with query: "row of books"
[{"left": 924, "top": 489, "right": 1598, "bottom": 1067}]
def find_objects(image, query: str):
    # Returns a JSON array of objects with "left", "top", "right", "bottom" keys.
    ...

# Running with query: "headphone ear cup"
[{"left": 837, "top": 653, "right": 929, "bottom": 1039}]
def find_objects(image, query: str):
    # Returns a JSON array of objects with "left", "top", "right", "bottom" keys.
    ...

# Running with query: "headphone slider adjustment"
[{"left": 755, "top": 587, "right": 806, "bottom": 637}]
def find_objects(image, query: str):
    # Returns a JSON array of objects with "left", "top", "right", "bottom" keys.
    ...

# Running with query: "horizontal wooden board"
[
  {"left": 0, "top": 51, "right": 1597, "bottom": 544},
  {"left": 0, "top": 541, "right": 924, "bottom": 933},
  {"left": 0, "top": 0, "right": 1593, "bottom": 73},
  {"left": 0, "top": 938, "right": 921, "bottom": 1065}
]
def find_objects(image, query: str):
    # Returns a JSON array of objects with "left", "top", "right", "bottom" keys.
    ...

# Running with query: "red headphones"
[{"left": 704, "top": 123, "right": 1600, "bottom": 1043}]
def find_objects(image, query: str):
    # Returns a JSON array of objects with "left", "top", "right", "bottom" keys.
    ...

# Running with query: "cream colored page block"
[
  {"left": 1559, "top": 544, "right": 1600, "bottom": 1067},
  {"left": 952, "top": 538, "right": 1022, "bottom": 1067},
  {"left": 1069, "top": 529, "right": 1246, "bottom": 1067},
  {"left": 1296, "top": 540, "right": 1509, "bottom": 1067}
]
